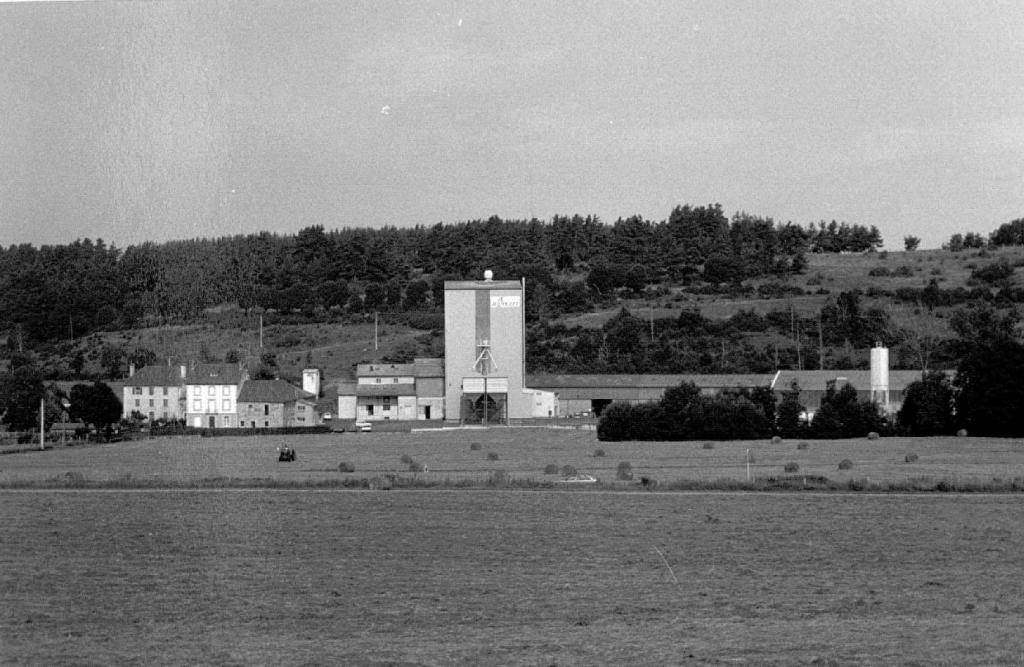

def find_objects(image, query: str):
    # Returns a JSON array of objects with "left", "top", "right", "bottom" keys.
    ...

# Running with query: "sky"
[{"left": 1, "top": 1, "right": 1022, "bottom": 250}]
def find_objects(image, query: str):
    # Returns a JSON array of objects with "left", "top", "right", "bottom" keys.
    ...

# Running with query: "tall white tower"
[
  {"left": 302, "top": 368, "right": 321, "bottom": 397},
  {"left": 870, "top": 343, "right": 890, "bottom": 414}
]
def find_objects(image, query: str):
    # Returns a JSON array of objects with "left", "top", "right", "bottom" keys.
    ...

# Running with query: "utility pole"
[{"left": 39, "top": 397, "right": 45, "bottom": 450}]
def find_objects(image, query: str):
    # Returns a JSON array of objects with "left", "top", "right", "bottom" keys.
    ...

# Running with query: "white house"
[{"left": 184, "top": 363, "right": 248, "bottom": 428}]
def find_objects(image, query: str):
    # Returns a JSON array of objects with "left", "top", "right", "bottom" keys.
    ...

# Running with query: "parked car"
[{"left": 354, "top": 420, "right": 373, "bottom": 432}]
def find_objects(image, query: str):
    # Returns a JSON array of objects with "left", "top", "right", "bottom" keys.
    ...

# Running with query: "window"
[
  {"left": 264, "top": 404, "right": 269, "bottom": 416},
  {"left": 207, "top": 400, "right": 215, "bottom": 412},
  {"left": 149, "top": 387, "right": 154, "bottom": 395},
  {"left": 149, "top": 399, "right": 154, "bottom": 407},
  {"left": 375, "top": 378, "right": 382, "bottom": 384},
  {"left": 134, "top": 399, "right": 140, "bottom": 408},
  {"left": 208, "top": 386, "right": 215, "bottom": 396},
  {"left": 163, "top": 387, "right": 168, "bottom": 395},
  {"left": 297, "top": 405, "right": 305, "bottom": 412},
  {"left": 222, "top": 386, "right": 230, "bottom": 396},
  {"left": 132, "top": 387, "right": 142, "bottom": 395},
  {"left": 222, "top": 400, "right": 230, "bottom": 410},
  {"left": 148, "top": 412, "right": 154, "bottom": 421},
  {"left": 193, "top": 400, "right": 201, "bottom": 411},
  {"left": 383, "top": 403, "right": 391, "bottom": 412},
  {"left": 367, "top": 404, "right": 374, "bottom": 415},
  {"left": 223, "top": 415, "right": 231, "bottom": 426},
  {"left": 393, "top": 378, "right": 399, "bottom": 383},
  {"left": 264, "top": 421, "right": 269, "bottom": 427},
  {"left": 163, "top": 399, "right": 168, "bottom": 407}
]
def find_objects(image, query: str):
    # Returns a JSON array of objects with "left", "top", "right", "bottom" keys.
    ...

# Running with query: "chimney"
[
  {"left": 129, "top": 363, "right": 136, "bottom": 377},
  {"left": 180, "top": 364, "right": 187, "bottom": 379}
]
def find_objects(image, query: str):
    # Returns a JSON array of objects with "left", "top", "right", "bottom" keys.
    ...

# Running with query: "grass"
[
  {"left": 5, "top": 490, "right": 1024, "bottom": 664},
  {"left": 3, "top": 429, "right": 1024, "bottom": 492}
]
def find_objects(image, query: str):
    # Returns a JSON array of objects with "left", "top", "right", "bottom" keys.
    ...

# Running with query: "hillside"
[{"left": 14, "top": 244, "right": 1016, "bottom": 386}]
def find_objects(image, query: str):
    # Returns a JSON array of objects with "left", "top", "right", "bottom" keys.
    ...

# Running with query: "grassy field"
[
  {"left": 3, "top": 428, "right": 1024, "bottom": 489},
  {"left": 4, "top": 489, "right": 1024, "bottom": 665}
]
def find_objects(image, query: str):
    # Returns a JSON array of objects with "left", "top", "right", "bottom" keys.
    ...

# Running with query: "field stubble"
[
  {"left": 3, "top": 490, "right": 1024, "bottom": 665},
  {"left": 3, "top": 430, "right": 1024, "bottom": 489}
]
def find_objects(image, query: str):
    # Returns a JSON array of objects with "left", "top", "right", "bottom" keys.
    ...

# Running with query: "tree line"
[
  {"left": 597, "top": 304, "right": 1024, "bottom": 440},
  {"left": 0, "top": 206, "right": 887, "bottom": 343}
]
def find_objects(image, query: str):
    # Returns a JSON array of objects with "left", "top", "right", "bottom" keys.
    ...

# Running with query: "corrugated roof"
[
  {"left": 185, "top": 364, "right": 245, "bottom": 385},
  {"left": 772, "top": 369, "right": 944, "bottom": 391},
  {"left": 237, "top": 379, "right": 316, "bottom": 404},
  {"left": 526, "top": 374, "right": 775, "bottom": 390},
  {"left": 126, "top": 365, "right": 185, "bottom": 387}
]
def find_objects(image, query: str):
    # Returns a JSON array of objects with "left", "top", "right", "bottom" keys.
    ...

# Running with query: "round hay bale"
[
  {"left": 771, "top": 435, "right": 782, "bottom": 444},
  {"left": 838, "top": 458, "right": 854, "bottom": 470},
  {"left": 957, "top": 429, "right": 968, "bottom": 437},
  {"left": 867, "top": 431, "right": 880, "bottom": 440}
]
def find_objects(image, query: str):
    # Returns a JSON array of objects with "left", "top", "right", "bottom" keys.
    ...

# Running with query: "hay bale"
[
  {"left": 838, "top": 458, "right": 854, "bottom": 470},
  {"left": 338, "top": 462, "right": 355, "bottom": 473},
  {"left": 867, "top": 431, "right": 880, "bottom": 440}
]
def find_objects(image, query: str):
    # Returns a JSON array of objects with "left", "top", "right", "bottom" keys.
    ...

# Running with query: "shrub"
[
  {"left": 469, "top": 442, "right": 482, "bottom": 451},
  {"left": 838, "top": 458, "right": 854, "bottom": 470},
  {"left": 867, "top": 431, "right": 880, "bottom": 440},
  {"left": 338, "top": 462, "right": 355, "bottom": 473},
  {"left": 593, "top": 448, "right": 605, "bottom": 457},
  {"left": 784, "top": 462, "right": 799, "bottom": 473},
  {"left": 486, "top": 469, "right": 509, "bottom": 486},
  {"left": 702, "top": 442, "right": 714, "bottom": 450},
  {"left": 408, "top": 461, "right": 427, "bottom": 473},
  {"left": 486, "top": 452, "right": 499, "bottom": 461},
  {"left": 560, "top": 465, "right": 577, "bottom": 476},
  {"left": 616, "top": 461, "right": 634, "bottom": 481},
  {"left": 904, "top": 453, "right": 919, "bottom": 463},
  {"left": 797, "top": 441, "right": 810, "bottom": 450},
  {"left": 543, "top": 464, "right": 559, "bottom": 475},
  {"left": 399, "top": 454, "right": 413, "bottom": 464}
]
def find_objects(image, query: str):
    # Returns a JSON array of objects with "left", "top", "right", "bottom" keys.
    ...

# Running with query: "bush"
[
  {"left": 338, "top": 462, "right": 355, "bottom": 473},
  {"left": 399, "top": 454, "right": 413, "bottom": 464},
  {"left": 543, "top": 464, "right": 559, "bottom": 475},
  {"left": 702, "top": 442, "right": 714, "bottom": 450},
  {"left": 486, "top": 452, "right": 499, "bottom": 461},
  {"left": 560, "top": 465, "right": 577, "bottom": 476},
  {"left": 469, "top": 442, "right": 482, "bottom": 451},
  {"left": 904, "top": 453, "right": 919, "bottom": 463},
  {"left": 616, "top": 461, "right": 633, "bottom": 481},
  {"left": 593, "top": 448, "right": 605, "bottom": 458},
  {"left": 784, "top": 462, "right": 799, "bottom": 473},
  {"left": 797, "top": 441, "right": 810, "bottom": 450},
  {"left": 408, "top": 461, "right": 427, "bottom": 473},
  {"left": 838, "top": 458, "right": 854, "bottom": 470},
  {"left": 486, "top": 469, "right": 509, "bottom": 486}
]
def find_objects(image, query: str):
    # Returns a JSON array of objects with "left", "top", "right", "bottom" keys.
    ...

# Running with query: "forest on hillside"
[
  {"left": 2, "top": 207, "right": 1024, "bottom": 384},
  {"left": 0, "top": 205, "right": 886, "bottom": 343}
]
